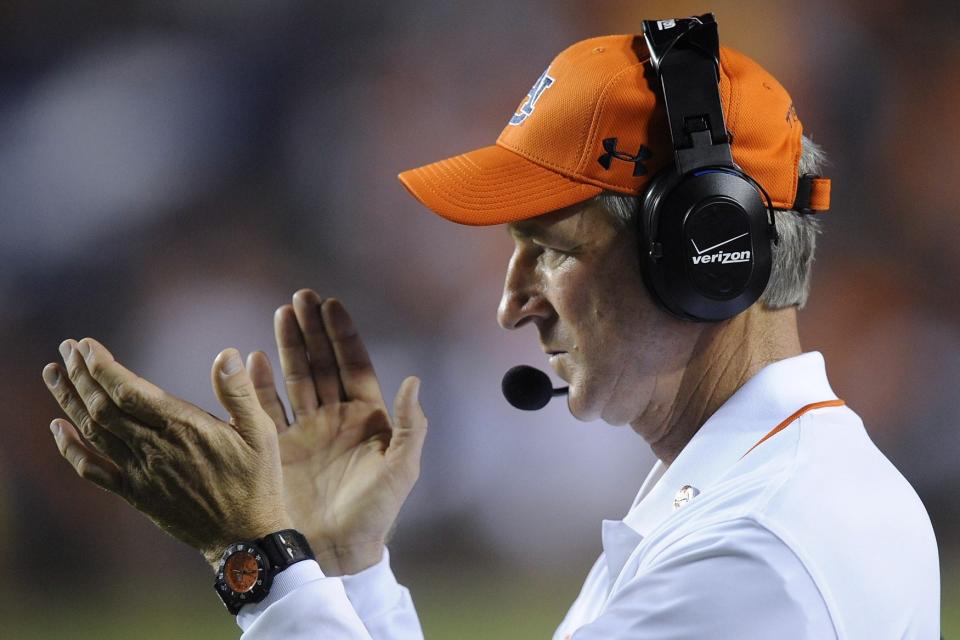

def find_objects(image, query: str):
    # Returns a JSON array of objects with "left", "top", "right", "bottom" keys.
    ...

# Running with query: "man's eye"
[{"left": 536, "top": 245, "right": 572, "bottom": 262}]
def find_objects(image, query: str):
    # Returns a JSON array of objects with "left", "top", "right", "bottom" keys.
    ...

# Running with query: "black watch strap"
[{"left": 258, "top": 529, "right": 314, "bottom": 572}]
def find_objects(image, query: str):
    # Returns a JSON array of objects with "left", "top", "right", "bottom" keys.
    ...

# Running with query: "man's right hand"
[{"left": 246, "top": 289, "right": 428, "bottom": 576}]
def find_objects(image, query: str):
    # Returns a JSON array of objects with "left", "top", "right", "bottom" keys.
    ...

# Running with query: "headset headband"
[{"left": 641, "top": 14, "right": 734, "bottom": 175}]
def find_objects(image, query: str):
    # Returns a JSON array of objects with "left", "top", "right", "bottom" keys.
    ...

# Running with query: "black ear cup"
[
  {"left": 636, "top": 14, "right": 776, "bottom": 321},
  {"left": 639, "top": 168, "right": 773, "bottom": 322}
]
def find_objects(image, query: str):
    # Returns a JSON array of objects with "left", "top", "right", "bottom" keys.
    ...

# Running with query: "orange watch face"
[{"left": 224, "top": 551, "right": 260, "bottom": 593}]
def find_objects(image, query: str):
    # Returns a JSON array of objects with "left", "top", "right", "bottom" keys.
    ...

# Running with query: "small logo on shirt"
[
  {"left": 508, "top": 67, "right": 555, "bottom": 126},
  {"left": 673, "top": 485, "right": 700, "bottom": 510}
]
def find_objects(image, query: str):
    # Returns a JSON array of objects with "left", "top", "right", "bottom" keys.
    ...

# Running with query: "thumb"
[
  {"left": 211, "top": 348, "right": 269, "bottom": 444},
  {"left": 387, "top": 376, "right": 428, "bottom": 475}
]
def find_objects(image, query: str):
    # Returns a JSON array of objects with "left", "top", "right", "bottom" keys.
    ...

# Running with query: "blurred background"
[{"left": 1, "top": 0, "right": 957, "bottom": 637}]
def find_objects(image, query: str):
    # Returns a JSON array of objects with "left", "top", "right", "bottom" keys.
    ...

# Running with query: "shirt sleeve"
[
  {"left": 236, "top": 549, "right": 424, "bottom": 640},
  {"left": 569, "top": 518, "right": 837, "bottom": 640},
  {"left": 341, "top": 548, "right": 424, "bottom": 640}
]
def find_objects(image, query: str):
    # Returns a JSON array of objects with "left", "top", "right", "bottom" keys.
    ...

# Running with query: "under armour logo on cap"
[{"left": 597, "top": 138, "right": 652, "bottom": 176}]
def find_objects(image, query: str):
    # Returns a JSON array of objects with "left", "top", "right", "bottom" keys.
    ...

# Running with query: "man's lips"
[
  {"left": 547, "top": 351, "right": 569, "bottom": 381},
  {"left": 546, "top": 350, "right": 567, "bottom": 364}
]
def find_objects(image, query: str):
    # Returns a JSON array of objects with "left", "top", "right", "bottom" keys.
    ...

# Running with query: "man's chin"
[
  {"left": 565, "top": 386, "right": 603, "bottom": 422},
  {"left": 567, "top": 384, "right": 634, "bottom": 426}
]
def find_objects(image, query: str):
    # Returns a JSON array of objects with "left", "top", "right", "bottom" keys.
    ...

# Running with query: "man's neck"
[{"left": 633, "top": 306, "right": 802, "bottom": 466}]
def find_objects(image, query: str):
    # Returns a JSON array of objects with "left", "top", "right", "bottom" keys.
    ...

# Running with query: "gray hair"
[{"left": 597, "top": 134, "right": 826, "bottom": 310}]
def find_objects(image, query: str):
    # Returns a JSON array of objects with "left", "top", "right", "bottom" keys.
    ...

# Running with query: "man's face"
[{"left": 498, "top": 199, "right": 700, "bottom": 425}]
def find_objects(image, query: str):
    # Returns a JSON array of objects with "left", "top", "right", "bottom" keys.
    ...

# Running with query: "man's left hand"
[{"left": 42, "top": 338, "right": 293, "bottom": 568}]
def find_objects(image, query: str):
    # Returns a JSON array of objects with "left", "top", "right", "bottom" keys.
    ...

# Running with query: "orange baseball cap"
[{"left": 398, "top": 34, "right": 830, "bottom": 226}]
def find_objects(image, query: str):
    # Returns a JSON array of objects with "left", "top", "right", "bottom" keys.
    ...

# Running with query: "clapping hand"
[
  {"left": 43, "top": 339, "right": 293, "bottom": 567},
  {"left": 246, "top": 290, "right": 428, "bottom": 576}
]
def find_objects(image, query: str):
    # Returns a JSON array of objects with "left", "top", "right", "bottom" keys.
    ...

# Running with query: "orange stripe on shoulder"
[{"left": 740, "top": 399, "right": 846, "bottom": 459}]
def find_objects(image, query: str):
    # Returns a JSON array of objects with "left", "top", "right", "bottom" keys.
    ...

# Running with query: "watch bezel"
[{"left": 215, "top": 541, "right": 275, "bottom": 615}]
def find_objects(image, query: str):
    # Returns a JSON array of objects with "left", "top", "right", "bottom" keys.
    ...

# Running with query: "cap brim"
[{"left": 398, "top": 144, "right": 603, "bottom": 226}]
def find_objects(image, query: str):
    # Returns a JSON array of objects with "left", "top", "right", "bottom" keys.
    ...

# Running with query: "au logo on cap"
[{"left": 508, "top": 67, "right": 554, "bottom": 126}]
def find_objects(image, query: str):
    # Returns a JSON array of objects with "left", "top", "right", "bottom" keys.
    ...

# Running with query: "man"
[{"left": 42, "top": 15, "right": 939, "bottom": 639}]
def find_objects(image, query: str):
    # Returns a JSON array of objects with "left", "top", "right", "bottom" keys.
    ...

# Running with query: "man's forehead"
[{"left": 506, "top": 202, "right": 595, "bottom": 237}]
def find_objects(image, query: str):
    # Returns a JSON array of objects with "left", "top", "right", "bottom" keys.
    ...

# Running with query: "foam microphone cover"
[{"left": 502, "top": 365, "right": 554, "bottom": 411}]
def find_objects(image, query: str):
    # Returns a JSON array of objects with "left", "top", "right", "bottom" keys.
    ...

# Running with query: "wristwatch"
[{"left": 214, "top": 529, "right": 315, "bottom": 615}]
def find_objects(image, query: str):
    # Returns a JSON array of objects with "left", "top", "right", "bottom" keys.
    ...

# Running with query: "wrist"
[
  {"left": 310, "top": 539, "right": 385, "bottom": 576},
  {"left": 205, "top": 514, "right": 296, "bottom": 572}
]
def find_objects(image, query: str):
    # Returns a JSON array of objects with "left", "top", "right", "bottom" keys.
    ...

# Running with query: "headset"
[{"left": 638, "top": 14, "right": 777, "bottom": 322}]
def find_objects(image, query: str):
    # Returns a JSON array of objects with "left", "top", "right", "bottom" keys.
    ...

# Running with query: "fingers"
[
  {"left": 58, "top": 338, "right": 160, "bottom": 442},
  {"left": 274, "top": 305, "right": 321, "bottom": 417},
  {"left": 386, "top": 376, "right": 428, "bottom": 476},
  {"left": 322, "top": 298, "right": 385, "bottom": 406},
  {"left": 292, "top": 289, "right": 344, "bottom": 406},
  {"left": 43, "top": 361, "right": 133, "bottom": 465},
  {"left": 274, "top": 291, "right": 385, "bottom": 413},
  {"left": 211, "top": 348, "right": 271, "bottom": 445},
  {"left": 75, "top": 337, "right": 199, "bottom": 430},
  {"left": 50, "top": 418, "right": 123, "bottom": 493},
  {"left": 246, "top": 351, "right": 289, "bottom": 433}
]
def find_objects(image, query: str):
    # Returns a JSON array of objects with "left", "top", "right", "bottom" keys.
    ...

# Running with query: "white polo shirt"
[
  {"left": 237, "top": 352, "right": 940, "bottom": 639},
  {"left": 553, "top": 351, "right": 939, "bottom": 639}
]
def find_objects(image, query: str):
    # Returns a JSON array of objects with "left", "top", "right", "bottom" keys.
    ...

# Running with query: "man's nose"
[{"left": 497, "top": 251, "right": 551, "bottom": 330}]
